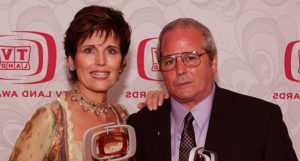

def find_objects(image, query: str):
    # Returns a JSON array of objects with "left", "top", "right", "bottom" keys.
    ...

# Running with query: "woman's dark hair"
[{"left": 64, "top": 5, "right": 131, "bottom": 84}]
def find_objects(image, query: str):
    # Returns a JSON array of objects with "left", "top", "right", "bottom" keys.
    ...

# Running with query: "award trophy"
[
  {"left": 188, "top": 147, "right": 217, "bottom": 161},
  {"left": 82, "top": 122, "right": 136, "bottom": 161}
]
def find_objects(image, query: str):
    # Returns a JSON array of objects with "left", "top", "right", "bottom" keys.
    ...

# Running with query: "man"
[{"left": 127, "top": 18, "right": 298, "bottom": 161}]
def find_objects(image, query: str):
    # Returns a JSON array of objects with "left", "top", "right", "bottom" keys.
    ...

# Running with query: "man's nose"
[{"left": 175, "top": 57, "right": 186, "bottom": 74}]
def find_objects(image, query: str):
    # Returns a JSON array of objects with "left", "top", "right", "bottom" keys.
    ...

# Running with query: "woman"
[{"left": 9, "top": 5, "right": 131, "bottom": 161}]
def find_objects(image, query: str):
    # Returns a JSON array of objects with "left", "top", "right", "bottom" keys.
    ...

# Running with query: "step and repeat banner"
[{"left": 0, "top": 0, "right": 300, "bottom": 160}]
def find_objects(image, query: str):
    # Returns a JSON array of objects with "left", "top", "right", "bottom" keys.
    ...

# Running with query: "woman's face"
[{"left": 69, "top": 31, "right": 122, "bottom": 94}]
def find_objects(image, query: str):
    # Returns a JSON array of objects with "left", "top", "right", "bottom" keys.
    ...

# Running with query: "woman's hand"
[{"left": 137, "top": 90, "right": 169, "bottom": 111}]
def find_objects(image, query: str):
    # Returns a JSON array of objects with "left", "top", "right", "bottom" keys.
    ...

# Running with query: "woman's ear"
[
  {"left": 68, "top": 56, "right": 75, "bottom": 71},
  {"left": 119, "top": 61, "right": 126, "bottom": 74}
]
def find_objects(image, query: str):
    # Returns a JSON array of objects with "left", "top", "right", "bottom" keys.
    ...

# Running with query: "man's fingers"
[
  {"left": 139, "top": 90, "right": 169, "bottom": 111},
  {"left": 147, "top": 91, "right": 159, "bottom": 110},
  {"left": 158, "top": 92, "right": 165, "bottom": 106},
  {"left": 137, "top": 102, "right": 147, "bottom": 109},
  {"left": 164, "top": 92, "right": 170, "bottom": 99}
]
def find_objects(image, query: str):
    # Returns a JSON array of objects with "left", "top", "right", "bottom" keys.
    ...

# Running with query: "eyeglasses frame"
[{"left": 158, "top": 51, "right": 207, "bottom": 72}]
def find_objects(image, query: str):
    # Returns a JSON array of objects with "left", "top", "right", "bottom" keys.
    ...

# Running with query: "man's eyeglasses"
[{"left": 159, "top": 51, "right": 207, "bottom": 72}]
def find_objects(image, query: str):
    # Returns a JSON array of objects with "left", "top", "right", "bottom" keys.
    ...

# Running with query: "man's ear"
[{"left": 211, "top": 54, "right": 217, "bottom": 73}]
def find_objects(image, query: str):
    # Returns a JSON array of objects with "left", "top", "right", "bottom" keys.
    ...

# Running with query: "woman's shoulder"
[
  {"left": 42, "top": 97, "right": 69, "bottom": 122},
  {"left": 29, "top": 99, "right": 63, "bottom": 127},
  {"left": 8, "top": 101, "right": 60, "bottom": 161},
  {"left": 30, "top": 99, "right": 59, "bottom": 121},
  {"left": 111, "top": 103, "right": 128, "bottom": 123}
]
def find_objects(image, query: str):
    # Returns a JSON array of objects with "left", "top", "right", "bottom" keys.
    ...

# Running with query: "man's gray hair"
[{"left": 157, "top": 18, "right": 217, "bottom": 62}]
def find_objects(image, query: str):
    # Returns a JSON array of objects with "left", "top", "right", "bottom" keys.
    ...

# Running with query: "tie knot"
[{"left": 185, "top": 112, "right": 194, "bottom": 125}]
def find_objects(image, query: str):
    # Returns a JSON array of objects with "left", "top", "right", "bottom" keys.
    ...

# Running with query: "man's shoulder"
[
  {"left": 214, "top": 86, "right": 283, "bottom": 126},
  {"left": 128, "top": 104, "right": 169, "bottom": 118},
  {"left": 216, "top": 86, "right": 279, "bottom": 111},
  {"left": 127, "top": 108, "right": 152, "bottom": 121},
  {"left": 127, "top": 99, "right": 171, "bottom": 126}
]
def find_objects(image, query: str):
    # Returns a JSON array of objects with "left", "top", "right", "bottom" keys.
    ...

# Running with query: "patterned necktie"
[{"left": 179, "top": 112, "right": 196, "bottom": 161}]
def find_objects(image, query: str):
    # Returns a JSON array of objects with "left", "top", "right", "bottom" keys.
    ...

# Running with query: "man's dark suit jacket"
[{"left": 127, "top": 85, "right": 298, "bottom": 161}]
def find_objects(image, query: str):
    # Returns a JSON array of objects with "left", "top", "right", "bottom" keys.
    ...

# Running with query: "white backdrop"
[{"left": 0, "top": 0, "right": 300, "bottom": 160}]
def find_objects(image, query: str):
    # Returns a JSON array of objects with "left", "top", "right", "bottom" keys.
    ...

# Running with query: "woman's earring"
[
  {"left": 119, "top": 62, "right": 126, "bottom": 74},
  {"left": 69, "top": 65, "right": 75, "bottom": 71}
]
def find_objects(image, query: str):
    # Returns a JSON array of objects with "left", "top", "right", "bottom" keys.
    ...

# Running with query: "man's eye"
[
  {"left": 164, "top": 58, "right": 175, "bottom": 66},
  {"left": 185, "top": 55, "right": 198, "bottom": 61}
]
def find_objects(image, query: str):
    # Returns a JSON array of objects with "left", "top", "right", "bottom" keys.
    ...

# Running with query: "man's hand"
[{"left": 137, "top": 90, "right": 169, "bottom": 111}]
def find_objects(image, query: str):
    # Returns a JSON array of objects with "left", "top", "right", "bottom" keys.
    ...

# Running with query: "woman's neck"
[{"left": 74, "top": 83, "right": 107, "bottom": 104}]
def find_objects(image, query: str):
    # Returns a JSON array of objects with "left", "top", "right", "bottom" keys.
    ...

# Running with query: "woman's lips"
[{"left": 90, "top": 71, "right": 109, "bottom": 79}]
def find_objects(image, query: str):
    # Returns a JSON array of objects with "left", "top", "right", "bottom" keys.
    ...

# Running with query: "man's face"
[{"left": 160, "top": 26, "right": 217, "bottom": 109}]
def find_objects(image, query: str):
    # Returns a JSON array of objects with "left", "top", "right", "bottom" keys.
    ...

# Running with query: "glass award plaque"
[
  {"left": 189, "top": 147, "right": 217, "bottom": 161},
  {"left": 83, "top": 123, "right": 136, "bottom": 161}
]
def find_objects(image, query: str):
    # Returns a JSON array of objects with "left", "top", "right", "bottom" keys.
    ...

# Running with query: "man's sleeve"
[{"left": 263, "top": 105, "right": 298, "bottom": 161}]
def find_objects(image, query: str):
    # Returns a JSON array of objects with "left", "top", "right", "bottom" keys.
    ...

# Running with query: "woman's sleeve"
[{"left": 9, "top": 107, "right": 55, "bottom": 161}]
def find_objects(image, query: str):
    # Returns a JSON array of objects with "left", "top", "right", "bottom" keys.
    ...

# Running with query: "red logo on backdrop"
[
  {"left": 284, "top": 40, "right": 300, "bottom": 82},
  {"left": 137, "top": 37, "right": 162, "bottom": 81},
  {"left": 151, "top": 48, "right": 160, "bottom": 72},
  {"left": 0, "top": 31, "right": 56, "bottom": 84},
  {"left": 0, "top": 45, "right": 31, "bottom": 70}
]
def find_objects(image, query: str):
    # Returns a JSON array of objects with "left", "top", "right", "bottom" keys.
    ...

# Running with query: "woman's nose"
[{"left": 95, "top": 52, "right": 106, "bottom": 66}]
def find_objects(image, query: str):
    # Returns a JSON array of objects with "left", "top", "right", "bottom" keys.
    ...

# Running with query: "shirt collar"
[{"left": 171, "top": 83, "right": 216, "bottom": 130}]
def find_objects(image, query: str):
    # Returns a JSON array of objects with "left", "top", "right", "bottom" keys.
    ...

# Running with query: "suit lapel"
[
  {"left": 205, "top": 85, "right": 238, "bottom": 156},
  {"left": 152, "top": 99, "right": 172, "bottom": 161}
]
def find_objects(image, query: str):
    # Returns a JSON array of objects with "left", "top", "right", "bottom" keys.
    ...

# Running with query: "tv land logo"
[
  {"left": 137, "top": 37, "right": 162, "bottom": 81},
  {"left": 0, "top": 31, "right": 56, "bottom": 84},
  {"left": 272, "top": 40, "right": 300, "bottom": 100},
  {"left": 0, "top": 45, "right": 31, "bottom": 70},
  {"left": 284, "top": 40, "right": 300, "bottom": 82}
]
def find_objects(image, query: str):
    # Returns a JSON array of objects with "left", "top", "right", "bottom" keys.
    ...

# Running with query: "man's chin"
[{"left": 172, "top": 93, "right": 194, "bottom": 102}]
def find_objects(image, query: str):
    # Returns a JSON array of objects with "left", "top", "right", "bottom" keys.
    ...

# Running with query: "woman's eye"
[
  {"left": 83, "top": 47, "right": 96, "bottom": 54},
  {"left": 106, "top": 47, "right": 119, "bottom": 55}
]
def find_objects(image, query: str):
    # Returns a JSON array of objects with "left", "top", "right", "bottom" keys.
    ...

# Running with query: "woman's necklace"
[{"left": 70, "top": 87, "right": 110, "bottom": 116}]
